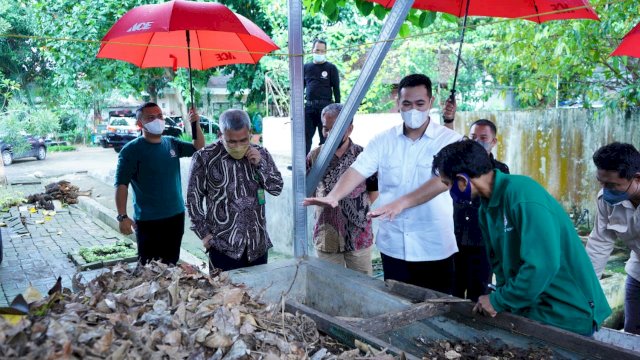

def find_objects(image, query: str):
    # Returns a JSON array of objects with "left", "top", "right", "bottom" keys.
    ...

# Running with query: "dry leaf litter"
[{"left": 0, "top": 261, "right": 396, "bottom": 360}]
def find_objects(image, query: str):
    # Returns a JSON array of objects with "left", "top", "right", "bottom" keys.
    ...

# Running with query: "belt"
[{"left": 306, "top": 100, "right": 332, "bottom": 106}]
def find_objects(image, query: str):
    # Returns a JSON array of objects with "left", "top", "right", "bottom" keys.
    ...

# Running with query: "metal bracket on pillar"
[
  {"left": 288, "top": 0, "right": 307, "bottom": 258},
  {"left": 305, "top": 0, "right": 414, "bottom": 196}
]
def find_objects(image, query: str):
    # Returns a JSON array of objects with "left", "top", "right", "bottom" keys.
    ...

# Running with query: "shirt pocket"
[
  {"left": 415, "top": 163, "right": 433, "bottom": 183},
  {"left": 379, "top": 164, "right": 401, "bottom": 189}
]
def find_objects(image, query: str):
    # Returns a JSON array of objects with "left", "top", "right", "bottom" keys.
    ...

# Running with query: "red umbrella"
[
  {"left": 97, "top": 0, "right": 279, "bottom": 139},
  {"left": 367, "top": 0, "right": 598, "bottom": 99},
  {"left": 368, "top": 0, "right": 599, "bottom": 23},
  {"left": 611, "top": 22, "right": 640, "bottom": 58}
]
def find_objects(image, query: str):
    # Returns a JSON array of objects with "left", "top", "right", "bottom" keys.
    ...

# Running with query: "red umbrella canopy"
[
  {"left": 367, "top": 0, "right": 599, "bottom": 22},
  {"left": 611, "top": 22, "right": 640, "bottom": 58},
  {"left": 96, "top": 0, "right": 279, "bottom": 69}
]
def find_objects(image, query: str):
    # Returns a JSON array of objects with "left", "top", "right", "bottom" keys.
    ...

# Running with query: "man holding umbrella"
[{"left": 115, "top": 102, "right": 204, "bottom": 265}]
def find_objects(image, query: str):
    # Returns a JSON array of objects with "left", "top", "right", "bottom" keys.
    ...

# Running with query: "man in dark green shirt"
[
  {"left": 432, "top": 139, "right": 611, "bottom": 336},
  {"left": 115, "top": 102, "right": 204, "bottom": 265}
]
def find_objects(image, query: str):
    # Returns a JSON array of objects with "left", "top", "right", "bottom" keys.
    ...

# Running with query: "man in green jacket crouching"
[{"left": 432, "top": 139, "right": 611, "bottom": 336}]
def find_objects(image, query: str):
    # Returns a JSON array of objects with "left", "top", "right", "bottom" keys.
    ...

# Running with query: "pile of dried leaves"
[
  {"left": 26, "top": 180, "right": 90, "bottom": 209},
  {"left": 0, "top": 262, "right": 395, "bottom": 359},
  {"left": 418, "top": 339, "right": 557, "bottom": 360}
]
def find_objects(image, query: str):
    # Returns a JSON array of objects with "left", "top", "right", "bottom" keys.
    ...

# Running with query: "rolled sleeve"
[
  {"left": 586, "top": 196, "right": 616, "bottom": 278},
  {"left": 173, "top": 137, "right": 196, "bottom": 157},
  {"left": 350, "top": 137, "right": 380, "bottom": 179}
]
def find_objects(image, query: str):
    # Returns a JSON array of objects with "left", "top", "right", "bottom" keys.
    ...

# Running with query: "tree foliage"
[
  {"left": 307, "top": 0, "right": 640, "bottom": 109},
  {"left": 1, "top": 0, "right": 638, "bottom": 118}
]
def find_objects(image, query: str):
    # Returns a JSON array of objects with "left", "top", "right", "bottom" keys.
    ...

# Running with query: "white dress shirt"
[
  {"left": 586, "top": 189, "right": 640, "bottom": 282},
  {"left": 351, "top": 120, "right": 462, "bottom": 261}
]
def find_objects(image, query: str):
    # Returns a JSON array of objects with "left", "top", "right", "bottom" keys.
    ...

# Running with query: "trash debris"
[
  {"left": 0, "top": 262, "right": 396, "bottom": 359},
  {"left": 418, "top": 339, "right": 557, "bottom": 359},
  {"left": 26, "top": 180, "right": 91, "bottom": 209}
]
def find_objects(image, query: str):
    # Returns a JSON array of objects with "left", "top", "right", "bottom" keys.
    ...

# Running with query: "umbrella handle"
[{"left": 186, "top": 30, "right": 197, "bottom": 141}]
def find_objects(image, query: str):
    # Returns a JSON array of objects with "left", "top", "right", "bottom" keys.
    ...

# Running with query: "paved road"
[
  {"left": 3, "top": 146, "right": 208, "bottom": 261},
  {"left": 4, "top": 146, "right": 121, "bottom": 179},
  {"left": 3, "top": 146, "right": 292, "bottom": 262}
]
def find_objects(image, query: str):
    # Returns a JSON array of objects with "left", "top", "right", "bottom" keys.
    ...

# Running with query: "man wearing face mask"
[
  {"left": 186, "top": 109, "right": 283, "bottom": 272},
  {"left": 303, "top": 39, "right": 341, "bottom": 155},
  {"left": 432, "top": 140, "right": 610, "bottom": 336},
  {"left": 115, "top": 102, "right": 204, "bottom": 265},
  {"left": 586, "top": 142, "right": 640, "bottom": 335},
  {"left": 453, "top": 119, "right": 509, "bottom": 302},
  {"left": 307, "top": 104, "right": 379, "bottom": 275},
  {"left": 304, "top": 74, "right": 461, "bottom": 293}
]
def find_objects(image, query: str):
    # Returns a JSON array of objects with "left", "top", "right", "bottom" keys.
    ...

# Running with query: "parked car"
[
  {"left": 163, "top": 117, "right": 183, "bottom": 137},
  {"left": 199, "top": 115, "right": 221, "bottom": 136},
  {"left": 1, "top": 134, "right": 47, "bottom": 166},
  {"left": 166, "top": 116, "right": 185, "bottom": 131},
  {"left": 101, "top": 116, "right": 140, "bottom": 153}
]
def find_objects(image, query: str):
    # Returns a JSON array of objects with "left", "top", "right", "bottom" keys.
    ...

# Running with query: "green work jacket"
[{"left": 478, "top": 170, "right": 611, "bottom": 335}]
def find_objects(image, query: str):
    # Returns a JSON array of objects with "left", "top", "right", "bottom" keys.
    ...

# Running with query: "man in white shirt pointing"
[{"left": 304, "top": 74, "right": 461, "bottom": 293}]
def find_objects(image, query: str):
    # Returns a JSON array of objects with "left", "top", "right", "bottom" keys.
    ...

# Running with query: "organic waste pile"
[
  {"left": 0, "top": 262, "right": 396, "bottom": 359},
  {"left": 26, "top": 180, "right": 90, "bottom": 210},
  {"left": 418, "top": 339, "right": 558, "bottom": 360}
]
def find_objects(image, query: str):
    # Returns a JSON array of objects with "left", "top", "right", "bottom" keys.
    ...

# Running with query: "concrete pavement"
[{"left": 0, "top": 182, "right": 126, "bottom": 306}]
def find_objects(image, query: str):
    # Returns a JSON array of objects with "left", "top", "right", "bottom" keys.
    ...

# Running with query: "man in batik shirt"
[
  {"left": 307, "top": 103, "right": 378, "bottom": 275},
  {"left": 187, "top": 109, "right": 283, "bottom": 271}
]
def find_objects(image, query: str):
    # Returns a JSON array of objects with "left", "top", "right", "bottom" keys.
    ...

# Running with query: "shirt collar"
[
  {"left": 484, "top": 169, "right": 508, "bottom": 208},
  {"left": 394, "top": 117, "right": 436, "bottom": 140}
]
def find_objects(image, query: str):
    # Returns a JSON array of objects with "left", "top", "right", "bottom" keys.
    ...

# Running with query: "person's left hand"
[
  {"left": 473, "top": 295, "right": 497, "bottom": 317},
  {"left": 367, "top": 199, "right": 407, "bottom": 221},
  {"left": 189, "top": 107, "right": 200, "bottom": 123},
  {"left": 246, "top": 147, "right": 262, "bottom": 166},
  {"left": 443, "top": 97, "right": 457, "bottom": 121}
]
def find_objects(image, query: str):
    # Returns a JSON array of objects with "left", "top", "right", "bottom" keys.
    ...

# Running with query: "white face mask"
[
  {"left": 401, "top": 109, "right": 428, "bottom": 129},
  {"left": 313, "top": 54, "right": 326, "bottom": 63},
  {"left": 143, "top": 119, "right": 165, "bottom": 135}
]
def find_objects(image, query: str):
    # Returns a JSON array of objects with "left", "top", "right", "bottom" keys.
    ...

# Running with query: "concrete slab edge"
[{"left": 75, "top": 196, "right": 205, "bottom": 271}]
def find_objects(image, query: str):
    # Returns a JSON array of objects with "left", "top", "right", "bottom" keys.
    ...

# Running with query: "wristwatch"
[
  {"left": 116, "top": 214, "right": 128, "bottom": 222},
  {"left": 443, "top": 117, "right": 455, "bottom": 124}
]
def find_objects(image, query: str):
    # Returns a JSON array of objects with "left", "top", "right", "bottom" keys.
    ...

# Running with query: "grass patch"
[
  {"left": 0, "top": 186, "right": 26, "bottom": 211},
  {"left": 48, "top": 145, "right": 76, "bottom": 152},
  {"left": 179, "top": 133, "right": 218, "bottom": 144},
  {"left": 78, "top": 240, "right": 137, "bottom": 263}
]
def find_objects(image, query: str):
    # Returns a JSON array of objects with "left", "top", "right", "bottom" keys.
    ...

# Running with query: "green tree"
[
  {"left": 304, "top": 0, "right": 640, "bottom": 109},
  {"left": 0, "top": 2, "right": 51, "bottom": 107}
]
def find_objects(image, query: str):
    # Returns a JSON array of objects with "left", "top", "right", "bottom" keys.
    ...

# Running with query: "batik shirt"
[
  {"left": 307, "top": 140, "right": 377, "bottom": 253},
  {"left": 186, "top": 141, "right": 283, "bottom": 261}
]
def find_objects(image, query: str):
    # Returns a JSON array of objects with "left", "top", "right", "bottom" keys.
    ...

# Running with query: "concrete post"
[{"left": 288, "top": 0, "right": 307, "bottom": 257}]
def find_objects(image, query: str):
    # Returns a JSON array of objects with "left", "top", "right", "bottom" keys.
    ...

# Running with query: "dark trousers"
[
  {"left": 381, "top": 253, "right": 455, "bottom": 295},
  {"left": 305, "top": 105, "right": 326, "bottom": 154},
  {"left": 208, "top": 247, "right": 268, "bottom": 272},
  {"left": 453, "top": 245, "right": 492, "bottom": 302},
  {"left": 625, "top": 275, "right": 640, "bottom": 335},
  {"left": 135, "top": 212, "right": 184, "bottom": 265}
]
